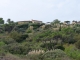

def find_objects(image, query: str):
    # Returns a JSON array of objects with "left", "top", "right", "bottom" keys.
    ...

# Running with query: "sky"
[{"left": 0, "top": 0, "right": 80, "bottom": 23}]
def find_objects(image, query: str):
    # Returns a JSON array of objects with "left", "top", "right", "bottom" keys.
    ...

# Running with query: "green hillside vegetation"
[{"left": 0, "top": 18, "right": 80, "bottom": 60}]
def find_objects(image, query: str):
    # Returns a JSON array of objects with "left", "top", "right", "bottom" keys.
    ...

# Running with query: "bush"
[
  {"left": 42, "top": 49, "right": 70, "bottom": 60},
  {"left": 26, "top": 29, "right": 32, "bottom": 33},
  {"left": 3, "top": 43, "right": 32, "bottom": 55},
  {"left": 43, "top": 49, "right": 65, "bottom": 60},
  {"left": 75, "top": 40, "right": 80, "bottom": 49},
  {"left": 40, "top": 43, "right": 55, "bottom": 50},
  {"left": 54, "top": 45, "right": 65, "bottom": 50},
  {"left": 9, "top": 31, "right": 22, "bottom": 42},
  {"left": 0, "top": 41, "right": 5, "bottom": 46},
  {"left": 65, "top": 45, "right": 80, "bottom": 60},
  {"left": 9, "top": 31, "right": 27, "bottom": 42},
  {"left": 20, "top": 33, "right": 28, "bottom": 40},
  {"left": 2, "top": 38, "right": 16, "bottom": 44},
  {"left": 26, "top": 52, "right": 71, "bottom": 60}
]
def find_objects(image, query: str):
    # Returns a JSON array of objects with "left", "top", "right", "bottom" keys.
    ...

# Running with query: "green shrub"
[
  {"left": 9, "top": 31, "right": 22, "bottom": 42},
  {"left": 42, "top": 49, "right": 68, "bottom": 60},
  {"left": 75, "top": 40, "right": 80, "bottom": 49},
  {"left": 54, "top": 45, "right": 65, "bottom": 50},
  {"left": 9, "top": 31, "right": 27, "bottom": 42},
  {"left": 0, "top": 41, "right": 5, "bottom": 46},
  {"left": 2, "top": 38, "right": 16, "bottom": 44},
  {"left": 40, "top": 43, "right": 55, "bottom": 50},
  {"left": 3, "top": 43, "right": 32, "bottom": 55},
  {"left": 65, "top": 45, "right": 80, "bottom": 60},
  {"left": 26, "top": 29, "right": 32, "bottom": 33},
  {"left": 20, "top": 33, "right": 28, "bottom": 40}
]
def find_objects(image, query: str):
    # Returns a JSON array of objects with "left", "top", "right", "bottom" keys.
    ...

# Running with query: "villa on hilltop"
[
  {"left": 18, "top": 21, "right": 31, "bottom": 24},
  {"left": 32, "top": 20, "right": 42, "bottom": 24},
  {"left": 18, "top": 19, "right": 42, "bottom": 24},
  {"left": 72, "top": 20, "right": 80, "bottom": 25},
  {"left": 72, "top": 20, "right": 77, "bottom": 25}
]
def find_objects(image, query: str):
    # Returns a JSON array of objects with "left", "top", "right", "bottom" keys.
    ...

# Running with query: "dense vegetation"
[{"left": 0, "top": 18, "right": 80, "bottom": 60}]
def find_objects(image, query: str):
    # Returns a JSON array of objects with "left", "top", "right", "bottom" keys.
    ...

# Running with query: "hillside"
[{"left": 0, "top": 19, "right": 80, "bottom": 60}]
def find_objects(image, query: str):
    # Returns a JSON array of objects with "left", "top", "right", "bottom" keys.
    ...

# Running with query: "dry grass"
[{"left": 28, "top": 50, "right": 45, "bottom": 55}]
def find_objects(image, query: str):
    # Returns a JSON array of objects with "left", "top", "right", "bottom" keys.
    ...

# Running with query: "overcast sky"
[{"left": 0, "top": 0, "right": 80, "bottom": 23}]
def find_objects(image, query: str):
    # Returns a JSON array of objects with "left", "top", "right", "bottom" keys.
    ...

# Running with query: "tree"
[
  {"left": 52, "top": 19, "right": 60, "bottom": 24},
  {"left": 7, "top": 18, "right": 11, "bottom": 24},
  {"left": 64, "top": 21, "right": 70, "bottom": 25},
  {"left": 4, "top": 24, "right": 15, "bottom": 33},
  {"left": 7, "top": 18, "right": 14, "bottom": 24},
  {"left": 59, "top": 22, "right": 63, "bottom": 31},
  {"left": 0, "top": 18, "right": 4, "bottom": 24}
]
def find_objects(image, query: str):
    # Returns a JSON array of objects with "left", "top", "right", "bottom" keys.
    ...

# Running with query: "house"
[
  {"left": 18, "top": 21, "right": 31, "bottom": 24},
  {"left": 77, "top": 21, "right": 80, "bottom": 25},
  {"left": 31, "top": 19, "right": 42, "bottom": 24},
  {"left": 72, "top": 20, "right": 77, "bottom": 25},
  {"left": 45, "top": 22, "right": 51, "bottom": 25},
  {"left": 63, "top": 21, "right": 70, "bottom": 25},
  {"left": 18, "top": 19, "right": 42, "bottom": 25}
]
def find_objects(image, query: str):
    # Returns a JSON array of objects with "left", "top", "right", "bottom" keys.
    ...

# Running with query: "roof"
[
  {"left": 18, "top": 21, "right": 31, "bottom": 22},
  {"left": 32, "top": 20, "right": 42, "bottom": 22},
  {"left": 72, "top": 20, "right": 77, "bottom": 23},
  {"left": 64, "top": 21, "right": 70, "bottom": 22}
]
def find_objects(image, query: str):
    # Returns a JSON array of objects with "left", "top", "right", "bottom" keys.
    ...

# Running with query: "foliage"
[
  {"left": 40, "top": 43, "right": 55, "bottom": 50},
  {"left": 9, "top": 31, "right": 25, "bottom": 42},
  {"left": 65, "top": 45, "right": 80, "bottom": 60},
  {"left": 75, "top": 40, "right": 80, "bottom": 49},
  {"left": 42, "top": 49, "right": 71, "bottom": 60},
  {"left": 0, "top": 18, "right": 4, "bottom": 24},
  {"left": 26, "top": 29, "right": 32, "bottom": 33},
  {"left": 16, "top": 24, "right": 29, "bottom": 32},
  {"left": 0, "top": 18, "right": 80, "bottom": 60},
  {"left": 7, "top": 18, "right": 15, "bottom": 24},
  {"left": 54, "top": 45, "right": 65, "bottom": 50},
  {"left": 4, "top": 24, "right": 15, "bottom": 33},
  {"left": 3, "top": 43, "right": 31, "bottom": 55},
  {"left": 29, "top": 23, "right": 42, "bottom": 29},
  {"left": 0, "top": 41, "right": 5, "bottom": 46},
  {"left": 51, "top": 19, "right": 60, "bottom": 25},
  {"left": 3, "top": 38, "right": 15, "bottom": 44}
]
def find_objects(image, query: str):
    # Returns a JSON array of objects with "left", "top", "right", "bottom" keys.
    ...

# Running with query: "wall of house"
[
  {"left": 18, "top": 21, "right": 31, "bottom": 24},
  {"left": 32, "top": 20, "right": 42, "bottom": 24}
]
